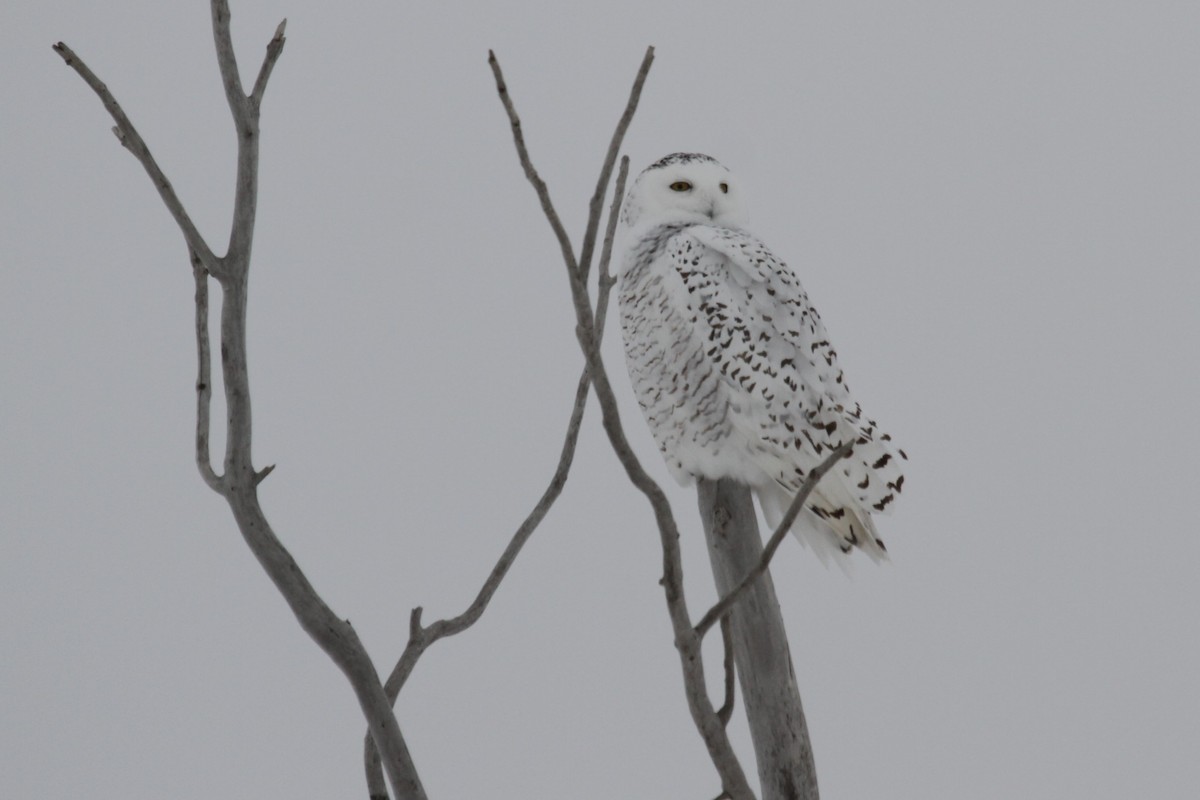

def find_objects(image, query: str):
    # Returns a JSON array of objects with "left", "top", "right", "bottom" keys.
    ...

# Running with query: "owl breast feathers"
[{"left": 618, "top": 153, "right": 906, "bottom": 562}]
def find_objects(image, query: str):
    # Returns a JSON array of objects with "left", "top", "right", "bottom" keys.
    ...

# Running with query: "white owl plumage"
[{"left": 618, "top": 153, "right": 906, "bottom": 562}]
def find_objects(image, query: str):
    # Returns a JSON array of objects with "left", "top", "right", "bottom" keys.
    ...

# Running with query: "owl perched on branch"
[{"left": 618, "top": 153, "right": 906, "bottom": 562}]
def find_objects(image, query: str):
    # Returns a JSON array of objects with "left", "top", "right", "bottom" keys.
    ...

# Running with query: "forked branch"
[
  {"left": 52, "top": 41, "right": 219, "bottom": 276},
  {"left": 56, "top": 5, "right": 425, "bottom": 799},
  {"left": 363, "top": 159, "right": 632, "bottom": 800},
  {"left": 490, "top": 48, "right": 756, "bottom": 800}
]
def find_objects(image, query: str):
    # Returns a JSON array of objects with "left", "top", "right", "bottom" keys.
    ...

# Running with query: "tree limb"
[
  {"left": 578, "top": 50, "right": 653, "bottom": 284},
  {"left": 191, "top": 251, "right": 223, "bottom": 492},
  {"left": 210, "top": 0, "right": 248, "bottom": 120},
  {"left": 57, "top": 5, "right": 425, "bottom": 799},
  {"left": 364, "top": 367, "right": 593, "bottom": 799},
  {"left": 363, "top": 90, "right": 637, "bottom": 800},
  {"left": 716, "top": 614, "right": 736, "bottom": 727},
  {"left": 693, "top": 441, "right": 854, "bottom": 639},
  {"left": 250, "top": 19, "right": 288, "bottom": 107},
  {"left": 593, "top": 156, "right": 628, "bottom": 328},
  {"left": 490, "top": 47, "right": 756, "bottom": 800},
  {"left": 487, "top": 51, "right": 578, "bottom": 279},
  {"left": 51, "top": 41, "right": 220, "bottom": 276},
  {"left": 210, "top": 0, "right": 282, "bottom": 276},
  {"left": 405, "top": 157, "right": 627, "bottom": 666}
]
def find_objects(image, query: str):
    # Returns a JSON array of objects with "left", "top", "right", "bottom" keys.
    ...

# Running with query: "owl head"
[{"left": 621, "top": 153, "right": 747, "bottom": 232}]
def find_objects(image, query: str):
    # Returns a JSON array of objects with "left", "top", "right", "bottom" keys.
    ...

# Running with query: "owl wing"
[{"left": 673, "top": 225, "right": 906, "bottom": 554}]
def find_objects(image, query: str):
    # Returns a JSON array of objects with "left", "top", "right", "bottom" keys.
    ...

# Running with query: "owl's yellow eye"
[
  {"left": 719, "top": 182, "right": 729, "bottom": 194},
  {"left": 669, "top": 181, "right": 692, "bottom": 192}
]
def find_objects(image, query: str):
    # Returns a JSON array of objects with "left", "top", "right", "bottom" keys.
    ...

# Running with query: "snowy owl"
[{"left": 618, "top": 153, "right": 906, "bottom": 561}]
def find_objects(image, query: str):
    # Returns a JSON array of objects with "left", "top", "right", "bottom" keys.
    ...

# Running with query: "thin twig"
[
  {"left": 578, "top": 49, "right": 653, "bottom": 284},
  {"left": 487, "top": 51, "right": 580, "bottom": 277},
  {"left": 250, "top": 19, "right": 288, "bottom": 107},
  {"left": 399, "top": 367, "right": 591, "bottom": 680},
  {"left": 51, "top": 41, "right": 219, "bottom": 275},
  {"left": 362, "top": 366, "right": 594, "bottom": 796},
  {"left": 192, "top": 251, "right": 223, "bottom": 492},
  {"left": 406, "top": 155, "right": 629, "bottom": 664},
  {"left": 594, "top": 156, "right": 629, "bottom": 327},
  {"left": 716, "top": 614, "right": 735, "bottom": 727},
  {"left": 490, "top": 49, "right": 755, "bottom": 800},
  {"left": 363, "top": 106, "right": 636, "bottom": 800},
  {"left": 211, "top": 1, "right": 249, "bottom": 121},
  {"left": 693, "top": 441, "right": 855, "bottom": 638}
]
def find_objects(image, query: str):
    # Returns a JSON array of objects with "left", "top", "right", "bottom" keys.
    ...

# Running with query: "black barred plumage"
[{"left": 619, "top": 155, "right": 907, "bottom": 563}]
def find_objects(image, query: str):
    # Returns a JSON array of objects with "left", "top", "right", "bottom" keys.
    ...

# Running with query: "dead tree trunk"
[{"left": 698, "top": 478, "right": 819, "bottom": 800}]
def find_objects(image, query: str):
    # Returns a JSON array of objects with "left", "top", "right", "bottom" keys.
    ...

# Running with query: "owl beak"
[{"left": 705, "top": 201, "right": 716, "bottom": 219}]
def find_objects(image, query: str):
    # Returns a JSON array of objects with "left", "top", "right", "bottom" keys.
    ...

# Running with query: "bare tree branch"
[
  {"left": 57, "top": 5, "right": 425, "bottom": 799},
  {"left": 487, "top": 51, "right": 579, "bottom": 278},
  {"left": 716, "top": 614, "right": 736, "bottom": 727},
  {"left": 51, "top": 42, "right": 220, "bottom": 276},
  {"left": 364, "top": 370, "right": 593, "bottom": 798},
  {"left": 250, "top": 19, "right": 288, "bottom": 107},
  {"left": 380, "top": 365, "right": 590, "bottom": 684},
  {"left": 403, "top": 156, "right": 628, "bottom": 666},
  {"left": 210, "top": 1, "right": 281, "bottom": 275},
  {"left": 363, "top": 110, "right": 636, "bottom": 800},
  {"left": 693, "top": 441, "right": 854, "bottom": 639},
  {"left": 397, "top": 157, "right": 632, "bottom": 674},
  {"left": 578, "top": 51, "right": 653, "bottom": 284},
  {"left": 490, "top": 48, "right": 756, "bottom": 800},
  {"left": 210, "top": 1, "right": 249, "bottom": 120},
  {"left": 594, "top": 156, "right": 628, "bottom": 329},
  {"left": 192, "top": 251, "right": 223, "bottom": 492}
]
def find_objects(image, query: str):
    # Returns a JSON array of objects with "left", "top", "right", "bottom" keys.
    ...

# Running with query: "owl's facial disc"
[
  {"left": 654, "top": 161, "right": 739, "bottom": 225},
  {"left": 621, "top": 153, "right": 747, "bottom": 230}
]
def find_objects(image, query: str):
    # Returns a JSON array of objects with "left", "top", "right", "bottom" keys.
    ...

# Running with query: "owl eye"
[
  {"left": 719, "top": 182, "right": 729, "bottom": 194},
  {"left": 669, "top": 181, "right": 692, "bottom": 192}
]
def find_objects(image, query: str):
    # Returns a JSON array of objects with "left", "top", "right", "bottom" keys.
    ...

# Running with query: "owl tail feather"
[{"left": 755, "top": 479, "right": 889, "bottom": 568}]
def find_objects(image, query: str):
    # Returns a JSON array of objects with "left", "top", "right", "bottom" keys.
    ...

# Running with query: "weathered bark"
[
  {"left": 55, "top": 6, "right": 429, "bottom": 798},
  {"left": 698, "top": 479, "right": 819, "bottom": 800}
]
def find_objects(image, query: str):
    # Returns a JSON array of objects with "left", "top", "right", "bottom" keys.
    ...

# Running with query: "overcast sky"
[{"left": 3, "top": 2, "right": 1198, "bottom": 798}]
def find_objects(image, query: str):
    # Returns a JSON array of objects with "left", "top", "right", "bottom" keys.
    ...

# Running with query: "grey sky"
[{"left": 3, "top": 2, "right": 1197, "bottom": 798}]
